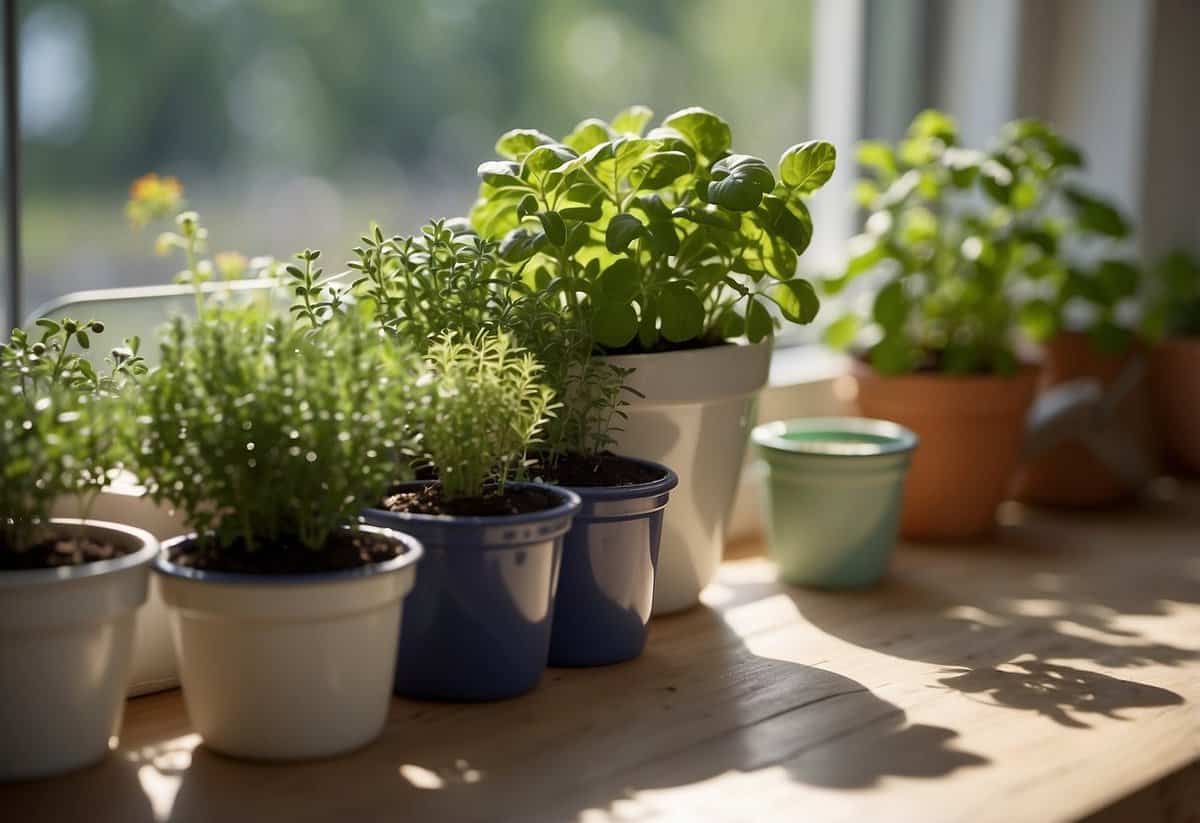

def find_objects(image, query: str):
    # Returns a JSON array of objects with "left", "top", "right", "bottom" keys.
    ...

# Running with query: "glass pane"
[{"left": 19, "top": 0, "right": 816, "bottom": 315}]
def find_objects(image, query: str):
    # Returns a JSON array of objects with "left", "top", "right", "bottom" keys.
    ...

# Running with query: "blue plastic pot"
[
  {"left": 548, "top": 458, "right": 678, "bottom": 667},
  {"left": 751, "top": 417, "right": 918, "bottom": 589},
  {"left": 363, "top": 482, "right": 580, "bottom": 701}
]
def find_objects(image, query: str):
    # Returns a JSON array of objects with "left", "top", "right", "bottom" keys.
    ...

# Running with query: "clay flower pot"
[
  {"left": 853, "top": 362, "right": 1039, "bottom": 540},
  {"left": 1149, "top": 337, "right": 1200, "bottom": 473},
  {"left": 1015, "top": 332, "right": 1155, "bottom": 506}
]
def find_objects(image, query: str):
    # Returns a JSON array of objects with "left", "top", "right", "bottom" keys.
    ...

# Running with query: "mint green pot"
[{"left": 751, "top": 417, "right": 918, "bottom": 589}]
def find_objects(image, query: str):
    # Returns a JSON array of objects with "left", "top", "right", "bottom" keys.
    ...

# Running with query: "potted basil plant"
[
  {"left": 0, "top": 321, "right": 157, "bottom": 781},
  {"left": 469, "top": 105, "right": 837, "bottom": 613},
  {"left": 825, "top": 111, "right": 1111, "bottom": 538},
  {"left": 351, "top": 221, "right": 677, "bottom": 666},
  {"left": 134, "top": 298, "right": 424, "bottom": 761},
  {"left": 363, "top": 331, "right": 581, "bottom": 700},
  {"left": 1144, "top": 250, "right": 1200, "bottom": 473}
]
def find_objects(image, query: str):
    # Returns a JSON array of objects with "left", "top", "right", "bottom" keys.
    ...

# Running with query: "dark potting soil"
[
  {"left": 382, "top": 484, "right": 560, "bottom": 517},
  {"left": 600, "top": 335, "right": 727, "bottom": 356},
  {"left": 0, "top": 534, "right": 131, "bottom": 571},
  {"left": 169, "top": 530, "right": 408, "bottom": 575},
  {"left": 532, "top": 452, "right": 665, "bottom": 488}
]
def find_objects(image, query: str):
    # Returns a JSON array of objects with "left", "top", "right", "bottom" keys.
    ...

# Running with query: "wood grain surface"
[{"left": 5, "top": 481, "right": 1199, "bottom": 822}]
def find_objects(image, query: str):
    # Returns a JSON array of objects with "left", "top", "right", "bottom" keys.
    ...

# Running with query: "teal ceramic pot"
[{"left": 751, "top": 417, "right": 918, "bottom": 589}]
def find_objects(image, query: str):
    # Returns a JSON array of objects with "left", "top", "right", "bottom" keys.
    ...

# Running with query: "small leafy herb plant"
[
  {"left": 469, "top": 105, "right": 836, "bottom": 352},
  {"left": 0, "top": 320, "right": 145, "bottom": 566},
  {"left": 827, "top": 111, "right": 1135, "bottom": 374},
  {"left": 133, "top": 301, "right": 420, "bottom": 571}
]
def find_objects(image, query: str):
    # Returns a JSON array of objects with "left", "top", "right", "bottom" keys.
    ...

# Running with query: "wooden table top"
[{"left": 6, "top": 481, "right": 1200, "bottom": 823}]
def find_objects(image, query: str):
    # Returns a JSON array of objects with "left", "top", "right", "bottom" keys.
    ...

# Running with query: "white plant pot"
[
  {"left": 602, "top": 341, "right": 772, "bottom": 614},
  {"left": 54, "top": 480, "right": 189, "bottom": 696},
  {"left": 0, "top": 519, "right": 158, "bottom": 781},
  {"left": 155, "top": 526, "right": 422, "bottom": 761}
]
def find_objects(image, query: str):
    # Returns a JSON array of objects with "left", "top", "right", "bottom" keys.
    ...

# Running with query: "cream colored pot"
[
  {"left": 155, "top": 527, "right": 422, "bottom": 761},
  {"left": 0, "top": 519, "right": 158, "bottom": 781},
  {"left": 602, "top": 341, "right": 771, "bottom": 614}
]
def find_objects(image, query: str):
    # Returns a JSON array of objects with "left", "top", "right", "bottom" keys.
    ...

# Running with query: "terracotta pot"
[
  {"left": 1014, "top": 332, "right": 1155, "bottom": 506},
  {"left": 1149, "top": 337, "right": 1200, "bottom": 473},
  {"left": 853, "top": 363, "right": 1039, "bottom": 540}
]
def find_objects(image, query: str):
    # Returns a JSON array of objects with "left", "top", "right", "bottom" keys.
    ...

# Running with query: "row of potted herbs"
[{"left": 2, "top": 106, "right": 839, "bottom": 778}]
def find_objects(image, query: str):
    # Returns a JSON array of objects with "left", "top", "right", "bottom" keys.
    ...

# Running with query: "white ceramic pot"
[
  {"left": 155, "top": 526, "right": 422, "bottom": 761},
  {"left": 0, "top": 519, "right": 158, "bottom": 781},
  {"left": 602, "top": 341, "right": 772, "bottom": 614},
  {"left": 54, "top": 480, "right": 189, "bottom": 696}
]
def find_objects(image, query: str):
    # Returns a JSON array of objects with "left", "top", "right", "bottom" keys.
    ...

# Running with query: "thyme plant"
[
  {"left": 0, "top": 321, "right": 144, "bottom": 555},
  {"left": 133, "top": 303, "right": 421, "bottom": 552},
  {"left": 349, "top": 219, "right": 632, "bottom": 463},
  {"left": 469, "top": 105, "right": 835, "bottom": 351},
  {"left": 827, "top": 111, "right": 1136, "bottom": 373},
  {"left": 410, "top": 332, "right": 556, "bottom": 500}
]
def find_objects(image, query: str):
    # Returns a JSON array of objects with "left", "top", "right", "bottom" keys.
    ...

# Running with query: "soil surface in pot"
[
  {"left": 169, "top": 530, "right": 406, "bottom": 575},
  {"left": 382, "top": 484, "right": 559, "bottom": 517},
  {"left": 601, "top": 335, "right": 727, "bottom": 355},
  {"left": 0, "top": 534, "right": 130, "bottom": 571},
  {"left": 532, "top": 452, "right": 665, "bottom": 488}
]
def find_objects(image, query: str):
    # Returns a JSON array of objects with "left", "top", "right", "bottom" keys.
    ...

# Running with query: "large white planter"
[
  {"left": 602, "top": 341, "right": 772, "bottom": 614},
  {"left": 155, "top": 526, "right": 422, "bottom": 761},
  {"left": 54, "top": 481, "right": 188, "bottom": 696},
  {"left": 0, "top": 519, "right": 158, "bottom": 781}
]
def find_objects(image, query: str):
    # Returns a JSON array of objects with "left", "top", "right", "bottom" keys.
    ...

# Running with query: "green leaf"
[
  {"left": 778, "top": 141, "right": 837, "bottom": 194},
  {"left": 605, "top": 213, "right": 645, "bottom": 253},
  {"left": 658, "top": 284, "right": 706, "bottom": 343},
  {"left": 1096, "top": 259, "right": 1140, "bottom": 300},
  {"left": 756, "top": 195, "right": 813, "bottom": 255},
  {"left": 75, "top": 330, "right": 90, "bottom": 349},
  {"left": 593, "top": 301, "right": 639, "bottom": 348},
  {"left": 717, "top": 310, "right": 745, "bottom": 340},
  {"left": 870, "top": 335, "right": 917, "bottom": 375},
  {"left": 856, "top": 141, "right": 898, "bottom": 181},
  {"left": 477, "top": 160, "right": 527, "bottom": 188},
  {"left": 745, "top": 297, "right": 774, "bottom": 343},
  {"left": 598, "top": 259, "right": 641, "bottom": 302},
  {"left": 823, "top": 314, "right": 860, "bottom": 349},
  {"left": 495, "top": 129, "right": 555, "bottom": 161},
  {"left": 642, "top": 221, "right": 680, "bottom": 256},
  {"left": 538, "top": 211, "right": 567, "bottom": 246},
  {"left": 768, "top": 279, "right": 820, "bottom": 324},
  {"left": 498, "top": 227, "right": 546, "bottom": 262},
  {"left": 1064, "top": 187, "right": 1130, "bottom": 238},
  {"left": 563, "top": 118, "right": 612, "bottom": 153},
  {"left": 516, "top": 193, "right": 539, "bottom": 219},
  {"left": 635, "top": 151, "right": 693, "bottom": 189},
  {"left": 671, "top": 204, "right": 739, "bottom": 230},
  {"left": 872, "top": 281, "right": 909, "bottom": 332},
  {"left": 611, "top": 105, "right": 654, "bottom": 136},
  {"left": 1019, "top": 298, "right": 1058, "bottom": 342},
  {"left": 705, "top": 154, "right": 776, "bottom": 211},
  {"left": 1089, "top": 320, "right": 1133, "bottom": 354},
  {"left": 520, "top": 143, "right": 577, "bottom": 180},
  {"left": 34, "top": 318, "right": 60, "bottom": 334},
  {"left": 662, "top": 107, "right": 732, "bottom": 163},
  {"left": 907, "top": 109, "right": 958, "bottom": 143}
]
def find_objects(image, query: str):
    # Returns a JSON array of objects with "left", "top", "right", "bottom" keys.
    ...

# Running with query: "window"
[{"left": 15, "top": 0, "right": 833, "bottom": 322}]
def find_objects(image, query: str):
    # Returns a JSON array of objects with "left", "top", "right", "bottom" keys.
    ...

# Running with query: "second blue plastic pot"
[
  {"left": 548, "top": 457, "right": 678, "bottom": 667},
  {"left": 363, "top": 482, "right": 580, "bottom": 701}
]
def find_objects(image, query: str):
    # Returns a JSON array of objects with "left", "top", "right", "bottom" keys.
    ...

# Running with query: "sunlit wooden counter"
[{"left": 6, "top": 482, "right": 1200, "bottom": 822}]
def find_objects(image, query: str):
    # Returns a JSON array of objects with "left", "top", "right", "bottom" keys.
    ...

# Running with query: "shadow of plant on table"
[
  {"left": 746, "top": 490, "right": 1200, "bottom": 730},
  {"left": 936, "top": 658, "right": 1183, "bottom": 729}
]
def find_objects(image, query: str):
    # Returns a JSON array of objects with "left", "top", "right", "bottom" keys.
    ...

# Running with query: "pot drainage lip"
[{"left": 752, "top": 417, "right": 918, "bottom": 458}]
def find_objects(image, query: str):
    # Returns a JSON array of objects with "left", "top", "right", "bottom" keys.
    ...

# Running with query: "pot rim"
[
  {"left": 752, "top": 417, "right": 919, "bottom": 458},
  {"left": 154, "top": 523, "right": 423, "bottom": 586},
  {"left": 544, "top": 455, "right": 679, "bottom": 501},
  {"left": 364, "top": 480, "right": 582, "bottom": 529},
  {"left": 0, "top": 518, "right": 159, "bottom": 587}
]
